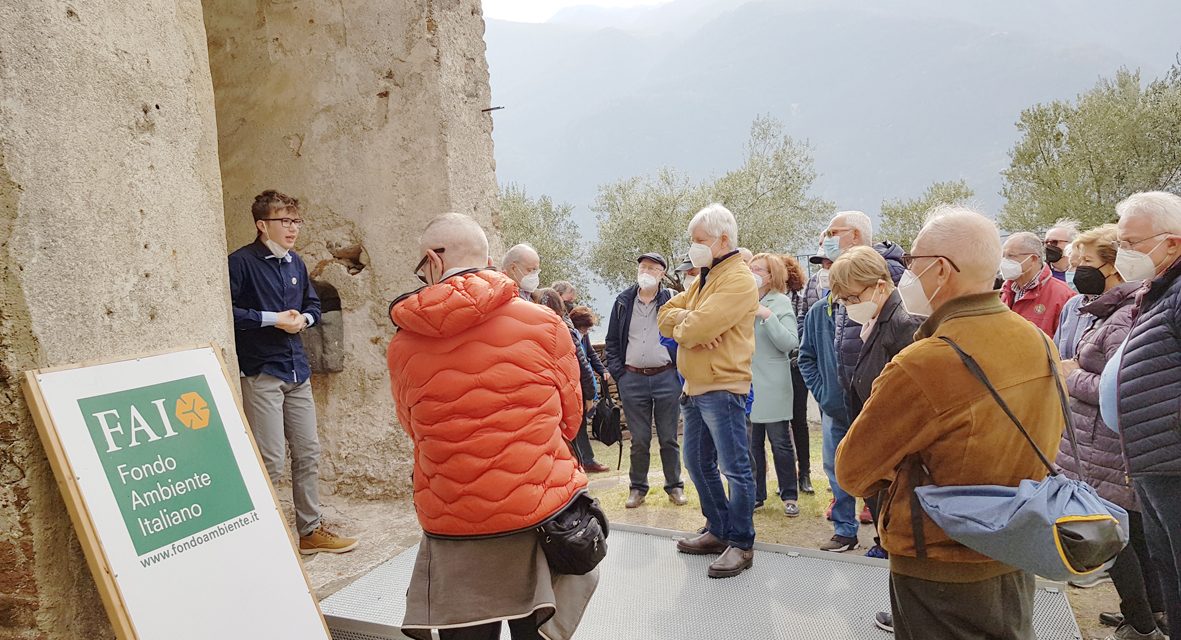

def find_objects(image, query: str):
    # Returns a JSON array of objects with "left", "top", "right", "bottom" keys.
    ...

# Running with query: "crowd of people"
[{"left": 234, "top": 186, "right": 1181, "bottom": 640}]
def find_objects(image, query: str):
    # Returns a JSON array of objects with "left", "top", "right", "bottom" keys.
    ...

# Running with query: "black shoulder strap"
[{"left": 937, "top": 336, "right": 1067, "bottom": 476}]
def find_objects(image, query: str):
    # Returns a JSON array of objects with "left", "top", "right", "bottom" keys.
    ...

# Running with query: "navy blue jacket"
[
  {"left": 1117, "top": 257, "right": 1181, "bottom": 476},
  {"left": 834, "top": 241, "right": 906, "bottom": 391},
  {"left": 581, "top": 333, "right": 607, "bottom": 377},
  {"left": 604, "top": 285, "right": 676, "bottom": 381},
  {"left": 798, "top": 296, "right": 850, "bottom": 425},
  {"left": 229, "top": 240, "right": 321, "bottom": 383}
]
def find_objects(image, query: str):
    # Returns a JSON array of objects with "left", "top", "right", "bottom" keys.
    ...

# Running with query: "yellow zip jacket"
[{"left": 657, "top": 252, "right": 758, "bottom": 396}]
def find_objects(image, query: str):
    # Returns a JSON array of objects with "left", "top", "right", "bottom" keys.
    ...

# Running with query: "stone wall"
[
  {"left": 202, "top": 0, "right": 499, "bottom": 500},
  {"left": 0, "top": 2, "right": 232, "bottom": 638}
]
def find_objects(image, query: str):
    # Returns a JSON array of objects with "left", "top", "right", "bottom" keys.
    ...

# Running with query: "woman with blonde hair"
[
  {"left": 828, "top": 246, "right": 922, "bottom": 559},
  {"left": 748, "top": 253, "right": 801, "bottom": 516}
]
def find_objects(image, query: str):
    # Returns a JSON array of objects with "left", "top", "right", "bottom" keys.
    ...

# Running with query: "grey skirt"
[{"left": 401, "top": 530, "right": 599, "bottom": 640}]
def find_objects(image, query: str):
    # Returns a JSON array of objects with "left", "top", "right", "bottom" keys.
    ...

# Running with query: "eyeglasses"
[
  {"left": 414, "top": 248, "right": 445, "bottom": 284},
  {"left": 823, "top": 227, "right": 852, "bottom": 238},
  {"left": 1117, "top": 232, "right": 1170, "bottom": 251},
  {"left": 835, "top": 285, "right": 875, "bottom": 307},
  {"left": 264, "top": 217, "right": 304, "bottom": 229},
  {"left": 900, "top": 254, "right": 961, "bottom": 272}
]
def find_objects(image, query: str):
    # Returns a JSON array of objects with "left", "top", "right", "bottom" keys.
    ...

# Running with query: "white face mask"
[
  {"left": 999, "top": 257, "right": 1026, "bottom": 281},
  {"left": 844, "top": 286, "right": 881, "bottom": 326},
  {"left": 260, "top": 227, "right": 289, "bottom": 259},
  {"left": 519, "top": 271, "right": 540, "bottom": 293},
  {"left": 637, "top": 273, "right": 659, "bottom": 290},
  {"left": 815, "top": 268, "right": 830, "bottom": 291},
  {"left": 688, "top": 239, "right": 717, "bottom": 268},
  {"left": 898, "top": 263, "right": 940, "bottom": 317},
  {"left": 752, "top": 273, "right": 765, "bottom": 290},
  {"left": 1115, "top": 240, "right": 1166, "bottom": 282},
  {"left": 682, "top": 275, "right": 697, "bottom": 290}
]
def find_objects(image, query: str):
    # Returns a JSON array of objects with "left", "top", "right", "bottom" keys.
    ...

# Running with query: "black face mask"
[
  {"left": 1073, "top": 265, "right": 1108, "bottom": 296},
  {"left": 563, "top": 300, "right": 575, "bottom": 313},
  {"left": 1044, "top": 244, "right": 1064, "bottom": 265}
]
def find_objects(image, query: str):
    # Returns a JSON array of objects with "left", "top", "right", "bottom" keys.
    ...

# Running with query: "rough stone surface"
[
  {"left": 0, "top": 2, "right": 232, "bottom": 637},
  {"left": 203, "top": 0, "right": 500, "bottom": 500}
]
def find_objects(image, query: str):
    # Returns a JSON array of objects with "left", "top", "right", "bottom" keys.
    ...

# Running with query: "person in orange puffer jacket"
[{"left": 387, "top": 213, "right": 596, "bottom": 640}]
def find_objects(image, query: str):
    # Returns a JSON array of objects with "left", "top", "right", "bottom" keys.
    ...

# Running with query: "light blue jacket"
[
  {"left": 750, "top": 290, "right": 799, "bottom": 423},
  {"left": 798, "top": 295, "right": 849, "bottom": 425}
]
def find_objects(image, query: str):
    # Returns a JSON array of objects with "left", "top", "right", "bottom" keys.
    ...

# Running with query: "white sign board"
[{"left": 23, "top": 346, "right": 330, "bottom": 640}]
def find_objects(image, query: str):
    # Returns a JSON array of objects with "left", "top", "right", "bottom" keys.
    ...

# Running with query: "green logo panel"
[{"left": 77, "top": 375, "right": 254, "bottom": 555}]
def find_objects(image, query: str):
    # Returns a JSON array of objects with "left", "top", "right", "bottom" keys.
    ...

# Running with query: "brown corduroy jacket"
[{"left": 836, "top": 292, "right": 1067, "bottom": 582}]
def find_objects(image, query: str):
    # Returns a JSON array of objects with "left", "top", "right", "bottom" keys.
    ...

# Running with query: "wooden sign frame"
[{"left": 22, "top": 343, "right": 331, "bottom": 640}]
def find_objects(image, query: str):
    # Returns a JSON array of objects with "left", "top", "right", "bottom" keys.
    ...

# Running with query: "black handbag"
[
  {"left": 590, "top": 377, "right": 624, "bottom": 468},
  {"left": 536, "top": 491, "right": 609, "bottom": 575}
]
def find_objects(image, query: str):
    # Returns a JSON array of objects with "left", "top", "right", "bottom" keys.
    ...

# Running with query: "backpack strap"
[{"left": 937, "top": 335, "right": 1072, "bottom": 476}]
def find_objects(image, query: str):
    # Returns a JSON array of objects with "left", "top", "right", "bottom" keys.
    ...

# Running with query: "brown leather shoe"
[
  {"left": 668, "top": 487, "right": 688, "bottom": 506},
  {"left": 584, "top": 462, "right": 611, "bottom": 473},
  {"left": 676, "top": 530, "right": 728, "bottom": 555},
  {"left": 625, "top": 489, "right": 645, "bottom": 509},
  {"left": 707, "top": 546, "right": 754, "bottom": 578}
]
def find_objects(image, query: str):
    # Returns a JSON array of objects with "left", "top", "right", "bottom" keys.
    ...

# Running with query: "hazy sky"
[{"left": 482, "top": 0, "right": 672, "bottom": 23}]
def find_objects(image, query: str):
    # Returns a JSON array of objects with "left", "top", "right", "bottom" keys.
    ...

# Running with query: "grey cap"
[
  {"left": 637, "top": 252, "right": 667, "bottom": 269},
  {"left": 809, "top": 246, "right": 830, "bottom": 265},
  {"left": 674, "top": 257, "right": 694, "bottom": 273}
]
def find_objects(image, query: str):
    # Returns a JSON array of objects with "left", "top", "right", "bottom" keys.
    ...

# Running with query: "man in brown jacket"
[{"left": 836, "top": 206, "right": 1066, "bottom": 639}]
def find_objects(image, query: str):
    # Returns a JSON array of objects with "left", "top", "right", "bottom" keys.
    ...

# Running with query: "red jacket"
[
  {"left": 1000, "top": 264, "right": 1075, "bottom": 337},
  {"left": 387, "top": 270, "right": 586, "bottom": 537}
]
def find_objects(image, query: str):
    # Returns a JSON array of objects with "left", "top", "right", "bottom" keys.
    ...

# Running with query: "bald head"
[
  {"left": 501, "top": 243, "right": 541, "bottom": 287},
  {"left": 420, "top": 213, "right": 490, "bottom": 271},
  {"left": 911, "top": 205, "right": 1002, "bottom": 311}
]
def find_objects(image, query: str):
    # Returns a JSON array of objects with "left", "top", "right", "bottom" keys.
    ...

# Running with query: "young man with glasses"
[{"left": 228, "top": 190, "right": 357, "bottom": 554}]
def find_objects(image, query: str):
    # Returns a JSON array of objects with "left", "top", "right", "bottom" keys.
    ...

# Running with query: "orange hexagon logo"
[{"left": 175, "top": 392, "right": 211, "bottom": 430}]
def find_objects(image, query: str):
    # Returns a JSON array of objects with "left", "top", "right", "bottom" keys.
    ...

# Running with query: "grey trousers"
[
  {"left": 890, "top": 570, "right": 1035, "bottom": 640},
  {"left": 617, "top": 368, "right": 683, "bottom": 493},
  {"left": 241, "top": 374, "right": 322, "bottom": 537}
]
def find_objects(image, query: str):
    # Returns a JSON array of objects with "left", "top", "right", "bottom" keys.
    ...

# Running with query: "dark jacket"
[
  {"left": 581, "top": 333, "right": 606, "bottom": 377},
  {"left": 566, "top": 320, "right": 596, "bottom": 401},
  {"left": 1058, "top": 282, "right": 1140, "bottom": 509},
  {"left": 834, "top": 242, "right": 907, "bottom": 391},
  {"left": 604, "top": 285, "right": 676, "bottom": 380},
  {"left": 799, "top": 296, "right": 850, "bottom": 425},
  {"left": 1117, "top": 257, "right": 1181, "bottom": 477},
  {"left": 848, "top": 290, "right": 923, "bottom": 417}
]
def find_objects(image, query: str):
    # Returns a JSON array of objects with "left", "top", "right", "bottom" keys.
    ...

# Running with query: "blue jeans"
[
  {"left": 682, "top": 390, "right": 756, "bottom": 550},
  {"left": 821, "top": 411, "right": 858, "bottom": 539},
  {"left": 618, "top": 369, "right": 683, "bottom": 493}
]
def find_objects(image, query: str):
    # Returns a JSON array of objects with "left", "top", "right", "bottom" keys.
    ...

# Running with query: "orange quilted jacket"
[{"left": 387, "top": 269, "right": 587, "bottom": 537}]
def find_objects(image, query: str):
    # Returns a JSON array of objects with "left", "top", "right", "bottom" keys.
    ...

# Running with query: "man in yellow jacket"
[
  {"left": 658, "top": 203, "right": 759, "bottom": 579},
  {"left": 835, "top": 206, "right": 1066, "bottom": 639}
]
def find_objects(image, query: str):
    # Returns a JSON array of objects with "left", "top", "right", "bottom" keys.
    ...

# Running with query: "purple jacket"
[{"left": 1058, "top": 282, "right": 1140, "bottom": 510}]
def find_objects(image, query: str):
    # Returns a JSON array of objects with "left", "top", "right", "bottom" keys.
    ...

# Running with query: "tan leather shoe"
[
  {"left": 668, "top": 487, "right": 688, "bottom": 506},
  {"left": 625, "top": 489, "right": 645, "bottom": 509},
  {"left": 299, "top": 525, "right": 359, "bottom": 555},
  {"left": 676, "top": 530, "right": 728, "bottom": 555},
  {"left": 707, "top": 546, "right": 754, "bottom": 578}
]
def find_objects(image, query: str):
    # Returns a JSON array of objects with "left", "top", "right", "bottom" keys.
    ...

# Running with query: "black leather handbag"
[{"left": 536, "top": 491, "right": 609, "bottom": 575}]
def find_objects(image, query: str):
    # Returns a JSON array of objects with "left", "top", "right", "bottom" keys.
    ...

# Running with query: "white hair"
[
  {"left": 833, "top": 210, "right": 874, "bottom": 245},
  {"left": 689, "top": 203, "right": 739, "bottom": 249},
  {"left": 1005, "top": 231, "right": 1044, "bottom": 260},
  {"left": 1046, "top": 218, "right": 1081, "bottom": 240},
  {"left": 421, "top": 213, "right": 489, "bottom": 266},
  {"left": 917, "top": 205, "right": 1002, "bottom": 280},
  {"left": 500, "top": 243, "right": 538, "bottom": 270},
  {"left": 1117, "top": 191, "right": 1181, "bottom": 235}
]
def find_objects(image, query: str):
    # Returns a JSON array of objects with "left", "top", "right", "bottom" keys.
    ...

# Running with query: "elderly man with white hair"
[
  {"left": 1043, "top": 218, "right": 1080, "bottom": 282},
  {"left": 1107, "top": 191, "right": 1181, "bottom": 637},
  {"left": 1000, "top": 231, "right": 1075, "bottom": 336},
  {"left": 501, "top": 243, "right": 541, "bottom": 299},
  {"left": 836, "top": 206, "right": 1066, "bottom": 639},
  {"left": 658, "top": 203, "right": 760, "bottom": 579}
]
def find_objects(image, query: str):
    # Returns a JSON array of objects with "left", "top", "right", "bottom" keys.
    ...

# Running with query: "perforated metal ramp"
[{"left": 321, "top": 524, "right": 1082, "bottom": 640}]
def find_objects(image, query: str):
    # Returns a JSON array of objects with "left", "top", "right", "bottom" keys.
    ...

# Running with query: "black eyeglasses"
[
  {"left": 415, "top": 248, "right": 445, "bottom": 284},
  {"left": 264, "top": 217, "right": 304, "bottom": 228},
  {"left": 900, "top": 254, "right": 961, "bottom": 272}
]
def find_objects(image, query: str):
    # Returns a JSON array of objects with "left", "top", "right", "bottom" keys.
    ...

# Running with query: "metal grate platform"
[{"left": 321, "top": 524, "right": 1082, "bottom": 640}]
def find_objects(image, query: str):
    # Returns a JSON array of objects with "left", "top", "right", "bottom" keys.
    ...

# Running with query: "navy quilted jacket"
[
  {"left": 834, "top": 242, "right": 907, "bottom": 390},
  {"left": 1117, "top": 257, "right": 1181, "bottom": 476}
]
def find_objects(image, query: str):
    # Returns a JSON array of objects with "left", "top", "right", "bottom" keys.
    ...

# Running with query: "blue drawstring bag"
[{"left": 911, "top": 336, "right": 1129, "bottom": 583}]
